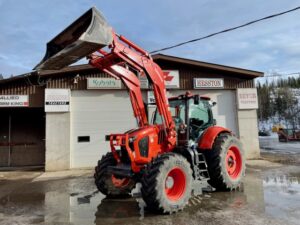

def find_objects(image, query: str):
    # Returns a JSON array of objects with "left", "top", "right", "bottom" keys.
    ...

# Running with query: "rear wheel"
[
  {"left": 204, "top": 133, "right": 245, "bottom": 190},
  {"left": 141, "top": 153, "right": 192, "bottom": 213},
  {"left": 94, "top": 152, "right": 135, "bottom": 198}
]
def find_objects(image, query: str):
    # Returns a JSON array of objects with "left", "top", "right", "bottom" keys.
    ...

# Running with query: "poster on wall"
[
  {"left": 237, "top": 88, "right": 258, "bottom": 109},
  {"left": 194, "top": 78, "right": 224, "bottom": 89},
  {"left": 139, "top": 70, "right": 180, "bottom": 89},
  {"left": 0, "top": 95, "right": 29, "bottom": 107},
  {"left": 45, "top": 89, "right": 70, "bottom": 112}
]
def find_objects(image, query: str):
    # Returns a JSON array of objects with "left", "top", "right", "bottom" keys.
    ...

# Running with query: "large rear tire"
[
  {"left": 204, "top": 133, "right": 245, "bottom": 191},
  {"left": 141, "top": 153, "right": 192, "bottom": 214},
  {"left": 94, "top": 152, "right": 135, "bottom": 198}
]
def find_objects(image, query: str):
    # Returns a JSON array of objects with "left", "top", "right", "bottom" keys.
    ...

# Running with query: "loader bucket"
[{"left": 34, "top": 7, "right": 113, "bottom": 70}]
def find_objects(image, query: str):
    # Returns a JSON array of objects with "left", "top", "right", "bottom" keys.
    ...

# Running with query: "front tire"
[
  {"left": 94, "top": 152, "right": 135, "bottom": 198},
  {"left": 204, "top": 133, "right": 245, "bottom": 191},
  {"left": 141, "top": 153, "right": 192, "bottom": 214}
]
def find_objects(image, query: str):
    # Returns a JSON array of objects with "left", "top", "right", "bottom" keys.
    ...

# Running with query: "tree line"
[{"left": 257, "top": 76, "right": 300, "bottom": 130}]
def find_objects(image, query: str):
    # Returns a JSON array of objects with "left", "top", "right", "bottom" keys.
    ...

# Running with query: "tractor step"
[
  {"left": 107, "top": 164, "right": 134, "bottom": 178},
  {"left": 196, "top": 151, "right": 210, "bottom": 179},
  {"left": 192, "top": 179, "right": 209, "bottom": 196}
]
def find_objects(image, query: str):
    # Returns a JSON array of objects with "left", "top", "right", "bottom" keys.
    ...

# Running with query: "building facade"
[{"left": 0, "top": 54, "right": 263, "bottom": 170}]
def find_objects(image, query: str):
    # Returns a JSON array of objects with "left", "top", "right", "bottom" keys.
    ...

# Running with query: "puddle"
[
  {"left": 263, "top": 174, "right": 300, "bottom": 224},
  {"left": 0, "top": 169, "right": 299, "bottom": 225}
]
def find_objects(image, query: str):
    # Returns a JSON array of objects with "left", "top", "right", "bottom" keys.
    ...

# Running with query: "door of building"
[
  {"left": 0, "top": 108, "right": 45, "bottom": 168},
  {"left": 0, "top": 112, "right": 10, "bottom": 167}
]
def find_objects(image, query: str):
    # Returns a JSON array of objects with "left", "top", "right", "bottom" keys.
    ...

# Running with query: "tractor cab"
[{"left": 153, "top": 92, "right": 216, "bottom": 145}]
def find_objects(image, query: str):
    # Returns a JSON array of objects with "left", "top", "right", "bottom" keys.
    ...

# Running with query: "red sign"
[
  {"left": 139, "top": 70, "right": 180, "bottom": 89},
  {"left": 163, "top": 70, "right": 179, "bottom": 88}
]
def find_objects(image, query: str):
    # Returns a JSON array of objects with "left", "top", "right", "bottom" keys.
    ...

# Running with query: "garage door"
[
  {"left": 71, "top": 90, "right": 136, "bottom": 168},
  {"left": 0, "top": 108, "right": 45, "bottom": 168},
  {"left": 170, "top": 90, "right": 238, "bottom": 135}
]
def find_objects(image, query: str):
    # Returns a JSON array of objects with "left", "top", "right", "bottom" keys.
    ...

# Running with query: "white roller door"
[
  {"left": 71, "top": 90, "right": 136, "bottom": 168},
  {"left": 169, "top": 90, "right": 238, "bottom": 135}
]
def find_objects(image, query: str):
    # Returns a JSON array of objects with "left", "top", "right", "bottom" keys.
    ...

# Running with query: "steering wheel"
[{"left": 189, "top": 118, "right": 204, "bottom": 130}]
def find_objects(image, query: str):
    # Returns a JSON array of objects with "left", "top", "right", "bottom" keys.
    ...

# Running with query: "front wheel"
[
  {"left": 141, "top": 153, "right": 192, "bottom": 214},
  {"left": 204, "top": 133, "right": 245, "bottom": 191},
  {"left": 94, "top": 152, "right": 135, "bottom": 198}
]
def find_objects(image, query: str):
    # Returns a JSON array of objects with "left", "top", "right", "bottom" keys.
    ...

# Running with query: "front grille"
[
  {"left": 120, "top": 147, "right": 131, "bottom": 163},
  {"left": 138, "top": 136, "right": 149, "bottom": 157}
]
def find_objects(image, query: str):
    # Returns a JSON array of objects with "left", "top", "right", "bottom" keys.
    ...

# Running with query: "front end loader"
[{"left": 35, "top": 7, "right": 246, "bottom": 214}]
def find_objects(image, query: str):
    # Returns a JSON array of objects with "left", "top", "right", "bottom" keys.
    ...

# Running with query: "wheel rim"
[
  {"left": 111, "top": 175, "right": 130, "bottom": 188},
  {"left": 165, "top": 167, "right": 186, "bottom": 201},
  {"left": 226, "top": 146, "right": 242, "bottom": 179}
]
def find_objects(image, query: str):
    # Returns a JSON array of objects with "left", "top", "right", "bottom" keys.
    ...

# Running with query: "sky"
[{"left": 1, "top": 0, "right": 300, "bottom": 78}]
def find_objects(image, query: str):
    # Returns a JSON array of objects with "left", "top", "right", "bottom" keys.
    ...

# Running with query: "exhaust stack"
[{"left": 34, "top": 7, "right": 113, "bottom": 70}]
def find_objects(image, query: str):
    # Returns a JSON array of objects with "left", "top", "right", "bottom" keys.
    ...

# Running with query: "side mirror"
[
  {"left": 209, "top": 101, "right": 216, "bottom": 107},
  {"left": 194, "top": 95, "right": 199, "bottom": 105}
]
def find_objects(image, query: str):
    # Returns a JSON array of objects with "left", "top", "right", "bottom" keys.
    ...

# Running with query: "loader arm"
[
  {"left": 89, "top": 32, "right": 176, "bottom": 149},
  {"left": 34, "top": 7, "right": 176, "bottom": 150}
]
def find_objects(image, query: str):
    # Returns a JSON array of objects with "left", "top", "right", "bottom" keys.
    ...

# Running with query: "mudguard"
[{"left": 198, "top": 126, "right": 231, "bottom": 150}]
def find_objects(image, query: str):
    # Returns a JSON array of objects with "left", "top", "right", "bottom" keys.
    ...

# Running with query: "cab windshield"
[
  {"left": 153, "top": 99, "right": 186, "bottom": 128},
  {"left": 153, "top": 98, "right": 212, "bottom": 130}
]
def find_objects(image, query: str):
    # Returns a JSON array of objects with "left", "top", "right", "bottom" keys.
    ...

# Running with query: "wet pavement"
[
  {"left": 259, "top": 136, "right": 300, "bottom": 164},
  {"left": 259, "top": 136, "right": 300, "bottom": 154},
  {"left": 0, "top": 163, "right": 300, "bottom": 225}
]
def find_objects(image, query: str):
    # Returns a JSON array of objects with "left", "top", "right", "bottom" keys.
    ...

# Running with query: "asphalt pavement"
[{"left": 259, "top": 135, "right": 300, "bottom": 154}]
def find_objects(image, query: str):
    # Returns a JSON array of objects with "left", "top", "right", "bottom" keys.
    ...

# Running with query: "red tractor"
[{"left": 35, "top": 7, "right": 245, "bottom": 213}]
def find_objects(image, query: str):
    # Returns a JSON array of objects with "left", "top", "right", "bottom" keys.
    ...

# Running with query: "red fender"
[{"left": 198, "top": 126, "right": 231, "bottom": 150}]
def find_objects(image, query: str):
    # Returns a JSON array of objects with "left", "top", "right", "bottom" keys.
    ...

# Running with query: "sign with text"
[
  {"left": 0, "top": 95, "right": 29, "bottom": 107},
  {"left": 139, "top": 75, "right": 149, "bottom": 89},
  {"left": 139, "top": 70, "right": 180, "bottom": 89},
  {"left": 237, "top": 88, "right": 258, "bottom": 109},
  {"left": 147, "top": 91, "right": 155, "bottom": 104},
  {"left": 87, "top": 78, "right": 121, "bottom": 89},
  {"left": 194, "top": 78, "right": 224, "bottom": 89},
  {"left": 45, "top": 89, "right": 70, "bottom": 112},
  {"left": 147, "top": 91, "right": 171, "bottom": 104}
]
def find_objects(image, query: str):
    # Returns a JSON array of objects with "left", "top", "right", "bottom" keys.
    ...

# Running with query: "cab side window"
[{"left": 189, "top": 102, "right": 209, "bottom": 126}]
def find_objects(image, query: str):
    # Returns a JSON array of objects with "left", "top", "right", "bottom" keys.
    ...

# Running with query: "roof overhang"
[
  {"left": 152, "top": 54, "right": 264, "bottom": 78},
  {"left": 0, "top": 53, "right": 263, "bottom": 84}
]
